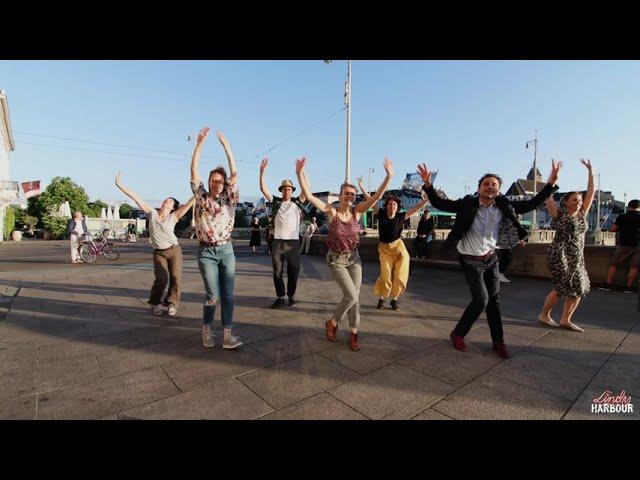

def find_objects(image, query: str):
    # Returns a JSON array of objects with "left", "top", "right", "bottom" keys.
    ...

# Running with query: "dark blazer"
[
  {"left": 422, "top": 183, "right": 559, "bottom": 250},
  {"left": 66, "top": 218, "right": 89, "bottom": 238}
]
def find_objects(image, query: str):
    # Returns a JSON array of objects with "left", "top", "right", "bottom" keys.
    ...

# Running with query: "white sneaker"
[
  {"left": 202, "top": 325, "right": 215, "bottom": 348},
  {"left": 167, "top": 305, "right": 177, "bottom": 316},
  {"left": 499, "top": 273, "right": 511, "bottom": 283},
  {"left": 223, "top": 335, "right": 243, "bottom": 350},
  {"left": 151, "top": 304, "right": 164, "bottom": 316}
]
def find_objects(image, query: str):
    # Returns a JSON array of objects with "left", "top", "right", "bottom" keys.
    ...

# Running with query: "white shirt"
[
  {"left": 72, "top": 220, "right": 86, "bottom": 236},
  {"left": 274, "top": 200, "right": 303, "bottom": 240},
  {"left": 148, "top": 209, "right": 179, "bottom": 250},
  {"left": 457, "top": 200, "right": 502, "bottom": 256}
]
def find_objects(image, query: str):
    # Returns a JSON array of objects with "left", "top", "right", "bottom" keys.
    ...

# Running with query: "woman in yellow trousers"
[{"left": 359, "top": 178, "right": 429, "bottom": 310}]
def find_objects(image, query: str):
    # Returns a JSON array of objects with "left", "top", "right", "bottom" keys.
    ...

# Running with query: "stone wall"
[{"left": 308, "top": 235, "right": 635, "bottom": 288}]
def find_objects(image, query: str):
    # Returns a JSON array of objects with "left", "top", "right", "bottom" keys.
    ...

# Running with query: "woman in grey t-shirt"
[{"left": 115, "top": 172, "right": 195, "bottom": 317}]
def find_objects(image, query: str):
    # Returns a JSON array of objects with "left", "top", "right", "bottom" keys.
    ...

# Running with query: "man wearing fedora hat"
[{"left": 260, "top": 158, "right": 309, "bottom": 308}]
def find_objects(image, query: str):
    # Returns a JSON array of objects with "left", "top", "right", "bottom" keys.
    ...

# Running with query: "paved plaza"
[{"left": 0, "top": 239, "right": 638, "bottom": 420}]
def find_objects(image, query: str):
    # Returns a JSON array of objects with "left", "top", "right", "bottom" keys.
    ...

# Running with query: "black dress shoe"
[
  {"left": 271, "top": 298, "right": 285, "bottom": 309},
  {"left": 390, "top": 299, "right": 399, "bottom": 310},
  {"left": 288, "top": 296, "right": 296, "bottom": 306},
  {"left": 376, "top": 299, "right": 385, "bottom": 309}
]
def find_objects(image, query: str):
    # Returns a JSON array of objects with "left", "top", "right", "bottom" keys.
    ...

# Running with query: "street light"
[
  {"left": 525, "top": 130, "right": 539, "bottom": 230},
  {"left": 324, "top": 60, "right": 352, "bottom": 183}
]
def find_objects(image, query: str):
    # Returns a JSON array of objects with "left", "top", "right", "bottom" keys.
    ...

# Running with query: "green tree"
[
  {"left": 27, "top": 177, "right": 91, "bottom": 228},
  {"left": 42, "top": 216, "right": 69, "bottom": 240},
  {"left": 86, "top": 199, "right": 108, "bottom": 218},
  {"left": 119, "top": 203, "right": 133, "bottom": 219},
  {"left": 3, "top": 206, "right": 15, "bottom": 240}
]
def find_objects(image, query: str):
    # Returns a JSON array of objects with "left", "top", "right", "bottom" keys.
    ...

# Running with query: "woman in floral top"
[{"left": 190, "top": 126, "right": 242, "bottom": 350}]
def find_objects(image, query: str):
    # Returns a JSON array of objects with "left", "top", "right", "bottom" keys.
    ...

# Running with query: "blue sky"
[{"left": 1, "top": 60, "right": 639, "bottom": 207}]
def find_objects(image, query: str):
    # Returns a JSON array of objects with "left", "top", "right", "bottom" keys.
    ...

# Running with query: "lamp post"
[
  {"left": 525, "top": 130, "right": 538, "bottom": 230},
  {"left": 324, "top": 60, "right": 352, "bottom": 183}
]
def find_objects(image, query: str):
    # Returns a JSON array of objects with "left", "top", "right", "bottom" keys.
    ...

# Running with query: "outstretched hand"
[
  {"left": 383, "top": 157, "right": 394, "bottom": 177},
  {"left": 547, "top": 158, "right": 562, "bottom": 185},
  {"left": 216, "top": 130, "right": 228, "bottom": 145},
  {"left": 417, "top": 163, "right": 433, "bottom": 187},
  {"left": 295, "top": 157, "right": 307, "bottom": 174},
  {"left": 197, "top": 127, "right": 210, "bottom": 145},
  {"left": 580, "top": 158, "right": 593, "bottom": 171},
  {"left": 115, "top": 172, "right": 123, "bottom": 186},
  {"left": 260, "top": 158, "right": 269, "bottom": 173}
]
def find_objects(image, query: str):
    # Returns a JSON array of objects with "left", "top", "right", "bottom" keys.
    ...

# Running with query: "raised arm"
[
  {"left": 173, "top": 196, "right": 196, "bottom": 220},
  {"left": 357, "top": 176, "right": 372, "bottom": 201},
  {"left": 355, "top": 158, "right": 393, "bottom": 214},
  {"left": 417, "top": 163, "right": 462, "bottom": 213},
  {"left": 580, "top": 159, "right": 595, "bottom": 213},
  {"left": 190, "top": 127, "right": 210, "bottom": 185},
  {"left": 545, "top": 196, "right": 559, "bottom": 220},
  {"left": 259, "top": 158, "right": 273, "bottom": 202},
  {"left": 405, "top": 197, "right": 429, "bottom": 218},
  {"left": 217, "top": 130, "right": 237, "bottom": 185},
  {"left": 512, "top": 159, "right": 562, "bottom": 214},
  {"left": 115, "top": 172, "right": 152, "bottom": 214},
  {"left": 295, "top": 158, "right": 332, "bottom": 214}
]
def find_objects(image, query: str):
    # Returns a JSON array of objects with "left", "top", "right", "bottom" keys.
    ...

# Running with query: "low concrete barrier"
[{"left": 308, "top": 235, "right": 635, "bottom": 288}]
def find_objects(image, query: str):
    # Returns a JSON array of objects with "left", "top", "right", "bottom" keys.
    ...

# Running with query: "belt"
[
  {"left": 200, "top": 240, "right": 229, "bottom": 248},
  {"left": 154, "top": 244, "right": 178, "bottom": 252},
  {"left": 329, "top": 248, "right": 357, "bottom": 256},
  {"left": 460, "top": 250, "right": 495, "bottom": 261}
]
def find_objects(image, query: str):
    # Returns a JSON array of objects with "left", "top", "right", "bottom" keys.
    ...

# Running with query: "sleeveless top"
[{"left": 326, "top": 209, "right": 360, "bottom": 252}]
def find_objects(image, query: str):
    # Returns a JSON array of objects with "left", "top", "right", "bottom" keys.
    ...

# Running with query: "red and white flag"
[{"left": 21, "top": 180, "right": 41, "bottom": 199}]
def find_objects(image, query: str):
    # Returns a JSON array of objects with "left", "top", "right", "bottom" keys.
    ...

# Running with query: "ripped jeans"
[{"left": 197, "top": 243, "right": 235, "bottom": 328}]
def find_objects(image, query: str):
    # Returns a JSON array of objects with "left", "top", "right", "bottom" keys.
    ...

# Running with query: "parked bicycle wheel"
[
  {"left": 102, "top": 243, "right": 120, "bottom": 261},
  {"left": 79, "top": 244, "right": 97, "bottom": 263}
]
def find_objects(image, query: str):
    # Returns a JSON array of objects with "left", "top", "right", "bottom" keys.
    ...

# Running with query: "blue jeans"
[{"left": 198, "top": 243, "right": 235, "bottom": 328}]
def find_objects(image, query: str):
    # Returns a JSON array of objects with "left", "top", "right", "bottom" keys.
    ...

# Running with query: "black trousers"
[
  {"left": 497, "top": 248, "right": 513, "bottom": 274},
  {"left": 272, "top": 239, "right": 301, "bottom": 298},
  {"left": 454, "top": 253, "right": 504, "bottom": 342}
]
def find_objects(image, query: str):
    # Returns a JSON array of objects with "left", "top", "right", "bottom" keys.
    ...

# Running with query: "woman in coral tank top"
[{"left": 295, "top": 157, "right": 393, "bottom": 351}]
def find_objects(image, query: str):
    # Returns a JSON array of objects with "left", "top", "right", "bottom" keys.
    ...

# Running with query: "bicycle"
[{"left": 78, "top": 229, "right": 120, "bottom": 263}]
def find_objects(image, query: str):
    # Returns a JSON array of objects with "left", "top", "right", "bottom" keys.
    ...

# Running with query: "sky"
[{"left": 1, "top": 60, "right": 639, "bottom": 207}]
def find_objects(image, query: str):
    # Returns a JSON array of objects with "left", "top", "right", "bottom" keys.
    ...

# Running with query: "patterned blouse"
[{"left": 190, "top": 180, "right": 239, "bottom": 245}]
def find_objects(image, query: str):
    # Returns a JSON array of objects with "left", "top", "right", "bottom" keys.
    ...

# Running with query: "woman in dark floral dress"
[{"left": 539, "top": 159, "right": 595, "bottom": 332}]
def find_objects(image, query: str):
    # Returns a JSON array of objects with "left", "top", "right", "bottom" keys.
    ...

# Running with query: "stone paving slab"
[
  {"left": 36, "top": 367, "right": 179, "bottom": 420},
  {"left": 329, "top": 364, "right": 456, "bottom": 420},
  {"left": 412, "top": 408, "right": 454, "bottom": 420},
  {"left": 161, "top": 344, "right": 275, "bottom": 392},
  {"left": 119, "top": 378, "right": 274, "bottom": 420},
  {"left": 319, "top": 335, "right": 418, "bottom": 375},
  {"left": 259, "top": 392, "right": 367, "bottom": 420},
  {"left": 433, "top": 374, "right": 573, "bottom": 420},
  {"left": 250, "top": 332, "right": 340, "bottom": 364},
  {"left": 237, "top": 354, "right": 359, "bottom": 410},
  {"left": 528, "top": 331, "right": 616, "bottom": 369},
  {"left": 397, "top": 341, "right": 503, "bottom": 387},
  {"left": 0, "top": 394, "right": 37, "bottom": 420},
  {"left": 489, "top": 351, "right": 599, "bottom": 401}
]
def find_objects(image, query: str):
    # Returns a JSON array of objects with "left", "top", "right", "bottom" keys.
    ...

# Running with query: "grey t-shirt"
[{"left": 149, "top": 209, "right": 179, "bottom": 250}]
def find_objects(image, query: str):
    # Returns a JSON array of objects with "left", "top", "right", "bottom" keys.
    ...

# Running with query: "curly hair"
[{"left": 477, "top": 173, "right": 503, "bottom": 189}]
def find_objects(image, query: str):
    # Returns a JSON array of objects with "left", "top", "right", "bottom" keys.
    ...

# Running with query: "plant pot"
[{"left": 10, "top": 230, "right": 22, "bottom": 241}]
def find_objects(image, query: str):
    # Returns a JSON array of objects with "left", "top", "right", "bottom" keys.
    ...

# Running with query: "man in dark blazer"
[{"left": 417, "top": 160, "right": 561, "bottom": 358}]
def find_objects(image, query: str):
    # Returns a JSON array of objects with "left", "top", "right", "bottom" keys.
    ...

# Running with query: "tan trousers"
[
  {"left": 149, "top": 245, "right": 183, "bottom": 307},
  {"left": 374, "top": 238, "right": 410, "bottom": 299}
]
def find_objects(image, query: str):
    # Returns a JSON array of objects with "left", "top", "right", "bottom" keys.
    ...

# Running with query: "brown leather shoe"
[
  {"left": 492, "top": 341, "right": 512, "bottom": 359},
  {"left": 348, "top": 332, "right": 360, "bottom": 351},
  {"left": 325, "top": 319, "right": 338, "bottom": 342},
  {"left": 450, "top": 331, "right": 468, "bottom": 352}
]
